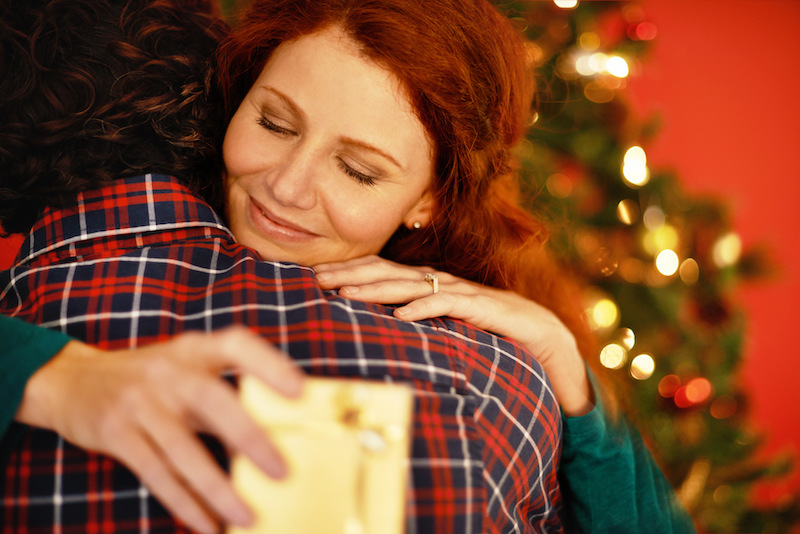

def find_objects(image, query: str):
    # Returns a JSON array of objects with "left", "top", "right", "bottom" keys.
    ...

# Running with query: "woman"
[
  {"left": 1, "top": 0, "right": 694, "bottom": 532},
  {"left": 211, "top": 3, "right": 693, "bottom": 531}
]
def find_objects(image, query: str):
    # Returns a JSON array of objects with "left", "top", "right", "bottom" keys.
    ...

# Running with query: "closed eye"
[
  {"left": 337, "top": 159, "right": 377, "bottom": 186},
  {"left": 257, "top": 116, "right": 296, "bottom": 137}
]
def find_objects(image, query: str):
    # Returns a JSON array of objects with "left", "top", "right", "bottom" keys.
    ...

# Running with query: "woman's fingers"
[
  {"left": 393, "top": 291, "right": 488, "bottom": 324},
  {"left": 336, "top": 278, "right": 439, "bottom": 303},
  {"left": 314, "top": 256, "right": 430, "bottom": 289}
]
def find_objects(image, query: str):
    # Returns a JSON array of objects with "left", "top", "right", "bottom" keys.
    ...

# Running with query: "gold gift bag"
[{"left": 229, "top": 376, "right": 414, "bottom": 534}]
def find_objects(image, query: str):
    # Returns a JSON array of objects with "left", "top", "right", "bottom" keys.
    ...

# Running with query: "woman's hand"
[
  {"left": 315, "top": 255, "right": 593, "bottom": 417},
  {"left": 16, "top": 326, "right": 304, "bottom": 534}
]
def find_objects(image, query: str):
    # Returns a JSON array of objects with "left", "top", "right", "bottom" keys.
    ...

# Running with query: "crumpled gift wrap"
[{"left": 228, "top": 376, "right": 414, "bottom": 534}]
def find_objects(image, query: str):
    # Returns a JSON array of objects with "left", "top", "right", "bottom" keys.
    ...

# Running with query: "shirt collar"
[{"left": 16, "top": 174, "right": 233, "bottom": 265}]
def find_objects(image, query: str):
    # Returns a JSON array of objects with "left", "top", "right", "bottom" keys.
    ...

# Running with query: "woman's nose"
[{"left": 268, "top": 146, "right": 318, "bottom": 210}]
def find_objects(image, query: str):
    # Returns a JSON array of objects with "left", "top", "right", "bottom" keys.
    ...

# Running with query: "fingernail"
[
  {"left": 394, "top": 306, "right": 409, "bottom": 317},
  {"left": 340, "top": 286, "right": 359, "bottom": 294},
  {"left": 315, "top": 272, "right": 332, "bottom": 282}
]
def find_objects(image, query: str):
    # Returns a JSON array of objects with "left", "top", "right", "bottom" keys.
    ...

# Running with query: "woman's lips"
[{"left": 248, "top": 198, "right": 318, "bottom": 241}]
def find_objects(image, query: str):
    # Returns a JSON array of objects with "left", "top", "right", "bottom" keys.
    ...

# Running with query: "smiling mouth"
[{"left": 249, "top": 198, "right": 318, "bottom": 240}]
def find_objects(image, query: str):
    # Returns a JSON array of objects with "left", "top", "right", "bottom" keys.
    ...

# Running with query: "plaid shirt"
[{"left": 0, "top": 174, "right": 562, "bottom": 533}]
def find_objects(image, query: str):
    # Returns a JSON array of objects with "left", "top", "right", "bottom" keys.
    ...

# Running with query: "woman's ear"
[{"left": 403, "top": 190, "right": 434, "bottom": 230}]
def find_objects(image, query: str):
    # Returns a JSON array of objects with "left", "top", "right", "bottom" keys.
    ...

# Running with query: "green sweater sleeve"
[
  {"left": 558, "top": 379, "right": 697, "bottom": 533},
  {"left": 0, "top": 315, "right": 71, "bottom": 441}
]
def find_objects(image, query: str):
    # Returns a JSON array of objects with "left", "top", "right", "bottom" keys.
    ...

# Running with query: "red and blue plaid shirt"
[{"left": 0, "top": 174, "right": 563, "bottom": 533}]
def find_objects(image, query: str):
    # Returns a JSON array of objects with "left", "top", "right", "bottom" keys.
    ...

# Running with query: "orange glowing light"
[
  {"left": 685, "top": 377, "right": 713, "bottom": 404},
  {"left": 658, "top": 374, "right": 681, "bottom": 398}
]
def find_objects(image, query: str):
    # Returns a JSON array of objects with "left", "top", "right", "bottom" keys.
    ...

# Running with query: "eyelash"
[
  {"left": 258, "top": 116, "right": 377, "bottom": 187},
  {"left": 257, "top": 116, "right": 295, "bottom": 137},
  {"left": 338, "top": 160, "right": 377, "bottom": 187}
]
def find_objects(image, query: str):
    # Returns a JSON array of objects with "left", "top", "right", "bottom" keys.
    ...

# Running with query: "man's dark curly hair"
[{"left": 0, "top": 0, "right": 230, "bottom": 235}]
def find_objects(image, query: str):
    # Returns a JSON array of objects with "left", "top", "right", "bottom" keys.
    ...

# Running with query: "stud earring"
[{"left": 412, "top": 221, "right": 422, "bottom": 230}]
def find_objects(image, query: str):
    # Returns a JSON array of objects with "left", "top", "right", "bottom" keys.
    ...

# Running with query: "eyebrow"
[
  {"left": 339, "top": 136, "right": 403, "bottom": 171},
  {"left": 258, "top": 85, "right": 405, "bottom": 172}
]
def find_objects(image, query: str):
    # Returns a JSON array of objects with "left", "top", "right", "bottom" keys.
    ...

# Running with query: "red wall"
[
  {"left": 1, "top": 0, "right": 798, "bottom": 505},
  {"left": 628, "top": 0, "right": 800, "bottom": 503}
]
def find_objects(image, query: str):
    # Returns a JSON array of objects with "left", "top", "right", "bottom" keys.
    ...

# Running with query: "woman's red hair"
[{"left": 216, "top": 0, "right": 602, "bottom": 388}]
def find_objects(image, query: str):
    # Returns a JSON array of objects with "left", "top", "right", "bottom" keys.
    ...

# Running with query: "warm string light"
[
  {"left": 658, "top": 374, "right": 718, "bottom": 410},
  {"left": 622, "top": 146, "right": 649, "bottom": 186},
  {"left": 553, "top": 0, "right": 578, "bottom": 9},
  {"left": 574, "top": 53, "right": 629, "bottom": 78},
  {"left": 551, "top": 26, "right": 632, "bottom": 103},
  {"left": 599, "top": 343, "right": 626, "bottom": 370},
  {"left": 595, "top": 326, "right": 655, "bottom": 380},
  {"left": 712, "top": 232, "right": 742, "bottom": 267},
  {"left": 588, "top": 297, "right": 619, "bottom": 332},
  {"left": 655, "top": 249, "right": 679, "bottom": 276},
  {"left": 630, "top": 353, "right": 655, "bottom": 380},
  {"left": 616, "top": 199, "right": 639, "bottom": 225},
  {"left": 679, "top": 258, "right": 700, "bottom": 285}
]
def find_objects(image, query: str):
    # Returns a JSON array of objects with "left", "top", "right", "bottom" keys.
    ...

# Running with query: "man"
[{"left": 0, "top": 0, "right": 562, "bottom": 532}]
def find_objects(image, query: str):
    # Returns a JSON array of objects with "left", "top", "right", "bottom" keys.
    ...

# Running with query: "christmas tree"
[{"left": 507, "top": 1, "right": 799, "bottom": 532}]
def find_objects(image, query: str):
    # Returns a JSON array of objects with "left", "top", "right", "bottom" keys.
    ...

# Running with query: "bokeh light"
[
  {"left": 630, "top": 353, "right": 655, "bottom": 380},
  {"left": 655, "top": 249, "right": 680, "bottom": 276},
  {"left": 606, "top": 56, "right": 630, "bottom": 78},
  {"left": 658, "top": 374, "right": 681, "bottom": 398},
  {"left": 643, "top": 224, "right": 679, "bottom": 255},
  {"left": 546, "top": 173, "right": 573, "bottom": 198},
  {"left": 589, "top": 298, "right": 619, "bottom": 330},
  {"left": 554, "top": 0, "right": 578, "bottom": 8},
  {"left": 679, "top": 258, "right": 700, "bottom": 285},
  {"left": 600, "top": 343, "right": 627, "bottom": 370},
  {"left": 712, "top": 485, "right": 732, "bottom": 504},
  {"left": 685, "top": 377, "right": 713, "bottom": 404},
  {"left": 710, "top": 395, "right": 738, "bottom": 419},
  {"left": 673, "top": 386, "right": 693, "bottom": 408},
  {"left": 591, "top": 247, "right": 618, "bottom": 276},
  {"left": 575, "top": 54, "right": 596, "bottom": 76},
  {"left": 622, "top": 146, "right": 649, "bottom": 186},
  {"left": 618, "top": 257, "right": 645, "bottom": 283},
  {"left": 712, "top": 232, "right": 742, "bottom": 267},
  {"left": 578, "top": 32, "right": 600, "bottom": 50},
  {"left": 642, "top": 205, "right": 665, "bottom": 229},
  {"left": 615, "top": 327, "right": 636, "bottom": 350},
  {"left": 616, "top": 199, "right": 640, "bottom": 225},
  {"left": 629, "top": 21, "right": 658, "bottom": 41},
  {"left": 584, "top": 81, "right": 615, "bottom": 103}
]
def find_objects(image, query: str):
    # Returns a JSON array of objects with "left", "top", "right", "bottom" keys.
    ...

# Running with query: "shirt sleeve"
[
  {"left": 0, "top": 315, "right": 71, "bottom": 447},
  {"left": 558, "top": 373, "right": 697, "bottom": 534}
]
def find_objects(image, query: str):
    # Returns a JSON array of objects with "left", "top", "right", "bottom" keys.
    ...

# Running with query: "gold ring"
[{"left": 424, "top": 273, "right": 439, "bottom": 294}]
